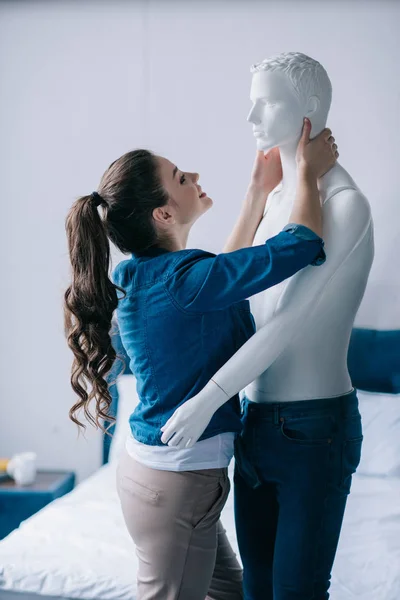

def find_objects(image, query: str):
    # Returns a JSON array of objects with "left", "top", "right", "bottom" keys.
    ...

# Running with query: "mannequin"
[
  {"left": 161, "top": 51, "right": 374, "bottom": 443},
  {"left": 161, "top": 52, "right": 375, "bottom": 599}
]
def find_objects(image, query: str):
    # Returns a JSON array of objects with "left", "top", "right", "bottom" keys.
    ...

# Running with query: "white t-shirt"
[{"left": 125, "top": 432, "right": 235, "bottom": 471}]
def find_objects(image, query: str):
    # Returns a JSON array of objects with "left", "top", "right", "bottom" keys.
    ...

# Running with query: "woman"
[{"left": 64, "top": 117, "right": 338, "bottom": 600}]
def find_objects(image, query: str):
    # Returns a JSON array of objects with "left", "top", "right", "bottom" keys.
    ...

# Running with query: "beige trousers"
[{"left": 116, "top": 448, "right": 243, "bottom": 600}]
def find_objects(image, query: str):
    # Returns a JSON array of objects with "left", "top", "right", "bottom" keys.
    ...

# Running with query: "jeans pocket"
[
  {"left": 340, "top": 436, "right": 363, "bottom": 493},
  {"left": 280, "top": 414, "right": 335, "bottom": 446},
  {"left": 234, "top": 434, "right": 261, "bottom": 489},
  {"left": 339, "top": 410, "right": 363, "bottom": 492}
]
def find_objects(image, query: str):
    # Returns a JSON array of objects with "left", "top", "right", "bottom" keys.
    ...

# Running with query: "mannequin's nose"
[{"left": 247, "top": 104, "right": 261, "bottom": 125}]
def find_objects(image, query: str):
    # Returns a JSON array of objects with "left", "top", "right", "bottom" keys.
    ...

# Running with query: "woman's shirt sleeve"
[
  {"left": 164, "top": 225, "right": 325, "bottom": 313},
  {"left": 281, "top": 224, "right": 326, "bottom": 266}
]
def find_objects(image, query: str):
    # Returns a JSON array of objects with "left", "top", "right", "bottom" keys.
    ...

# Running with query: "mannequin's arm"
[{"left": 161, "top": 190, "right": 372, "bottom": 447}]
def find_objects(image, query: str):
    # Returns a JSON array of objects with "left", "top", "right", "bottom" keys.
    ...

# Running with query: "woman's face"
[{"left": 155, "top": 156, "right": 213, "bottom": 227}]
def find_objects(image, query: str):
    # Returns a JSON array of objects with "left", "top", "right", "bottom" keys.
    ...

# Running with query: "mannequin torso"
[{"left": 245, "top": 163, "right": 374, "bottom": 402}]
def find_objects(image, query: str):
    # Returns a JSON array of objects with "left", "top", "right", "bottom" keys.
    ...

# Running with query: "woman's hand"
[
  {"left": 296, "top": 118, "right": 338, "bottom": 179},
  {"left": 250, "top": 147, "right": 283, "bottom": 194}
]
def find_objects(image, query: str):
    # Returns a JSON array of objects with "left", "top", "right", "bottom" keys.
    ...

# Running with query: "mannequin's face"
[
  {"left": 248, "top": 69, "right": 305, "bottom": 152},
  {"left": 155, "top": 156, "right": 212, "bottom": 227}
]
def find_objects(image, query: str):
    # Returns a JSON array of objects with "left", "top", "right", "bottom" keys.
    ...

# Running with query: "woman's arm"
[
  {"left": 223, "top": 148, "right": 283, "bottom": 252},
  {"left": 222, "top": 186, "right": 269, "bottom": 253}
]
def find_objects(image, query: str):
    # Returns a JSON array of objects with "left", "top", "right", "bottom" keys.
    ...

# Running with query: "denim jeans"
[{"left": 233, "top": 389, "right": 363, "bottom": 600}]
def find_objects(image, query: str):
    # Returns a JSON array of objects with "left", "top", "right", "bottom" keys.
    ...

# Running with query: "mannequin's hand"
[
  {"left": 160, "top": 392, "right": 216, "bottom": 449},
  {"left": 250, "top": 148, "right": 282, "bottom": 194}
]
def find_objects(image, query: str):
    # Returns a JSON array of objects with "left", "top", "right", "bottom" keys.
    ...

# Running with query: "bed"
[{"left": 0, "top": 328, "right": 399, "bottom": 600}]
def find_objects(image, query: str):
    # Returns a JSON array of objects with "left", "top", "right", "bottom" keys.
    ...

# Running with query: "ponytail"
[
  {"left": 64, "top": 148, "right": 168, "bottom": 434},
  {"left": 64, "top": 194, "right": 126, "bottom": 435}
]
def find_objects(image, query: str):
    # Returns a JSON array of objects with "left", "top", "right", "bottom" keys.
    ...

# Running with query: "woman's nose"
[
  {"left": 191, "top": 172, "right": 199, "bottom": 183},
  {"left": 247, "top": 104, "right": 261, "bottom": 125}
]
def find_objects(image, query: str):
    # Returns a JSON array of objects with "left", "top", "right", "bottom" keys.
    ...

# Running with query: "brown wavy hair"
[{"left": 64, "top": 149, "right": 169, "bottom": 435}]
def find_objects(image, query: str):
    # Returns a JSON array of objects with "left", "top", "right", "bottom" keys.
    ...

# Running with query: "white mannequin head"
[{"left": 248, "top": 52, "right": 332, "bottom": 152}]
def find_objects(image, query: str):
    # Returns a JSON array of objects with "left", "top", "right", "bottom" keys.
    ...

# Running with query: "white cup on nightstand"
[{"left": 6, "top": 452, "right": 37, "bottom": 485}]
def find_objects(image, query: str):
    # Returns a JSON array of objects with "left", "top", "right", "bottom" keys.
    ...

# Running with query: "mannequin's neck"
[{"left": 278, "top": 120, "right": 327, "bottom": 194}]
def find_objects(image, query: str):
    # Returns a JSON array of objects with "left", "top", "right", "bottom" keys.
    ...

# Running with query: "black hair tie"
[{"left": 90, "top": 191, "right": 105, "bottom": 207}]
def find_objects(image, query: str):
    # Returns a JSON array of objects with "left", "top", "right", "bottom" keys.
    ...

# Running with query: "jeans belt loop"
[
  {"left": 274, "top": 405, "right": 280, "bottom": 427},
  {"left": 340, "top": 394, "right": 347, "bottom": 419}
]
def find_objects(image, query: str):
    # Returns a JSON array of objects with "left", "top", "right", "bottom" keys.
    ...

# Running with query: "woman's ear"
[{"left": 152, "top": 205, "right": 175, "bottom": 226}]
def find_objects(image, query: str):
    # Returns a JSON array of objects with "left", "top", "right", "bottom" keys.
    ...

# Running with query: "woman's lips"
[{"left": 200, "top": 192, "right": 206, "bottom": 198}]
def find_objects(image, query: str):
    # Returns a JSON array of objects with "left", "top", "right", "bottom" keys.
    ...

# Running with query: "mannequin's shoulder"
[
  {"left": 320, "top": 163, "right": 365, "bottom": 199},
  {"left": 321, "top": 164, "right": 371, "bottom": 223}
]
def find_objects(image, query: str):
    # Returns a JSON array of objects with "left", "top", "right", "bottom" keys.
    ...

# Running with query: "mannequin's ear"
[{"left": 306, "top": 95, "right": 320, "bottom": 117}]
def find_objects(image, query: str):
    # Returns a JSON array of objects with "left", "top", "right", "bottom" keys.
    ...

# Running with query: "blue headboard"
[
  {"left": 103, "top": 326, "right": 400, "bottom": 464},
  {"left": 348, "top": 328, "right": 400, "bottom": 394}
]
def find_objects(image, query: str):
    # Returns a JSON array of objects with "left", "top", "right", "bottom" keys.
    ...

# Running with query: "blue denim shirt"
[{"left": 112, "top": 225, "right": 325, "bottom": 445}]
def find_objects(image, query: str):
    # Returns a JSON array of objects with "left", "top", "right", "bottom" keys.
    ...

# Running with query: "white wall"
[{"left": 0, "top": 0, "right": 399, "bottom": 483}]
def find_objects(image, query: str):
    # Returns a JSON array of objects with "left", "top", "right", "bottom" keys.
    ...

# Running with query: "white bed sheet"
[
  {"left": 0, "top": 461, "right": 139, "bottom": 600},
  {"left": 0, "top": 461, "right": 399, "bottom": 600}
]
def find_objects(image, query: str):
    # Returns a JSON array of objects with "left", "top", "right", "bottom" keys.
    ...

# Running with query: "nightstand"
[{"left": 0, "top": 470, "right": 76, "bottom": 540}]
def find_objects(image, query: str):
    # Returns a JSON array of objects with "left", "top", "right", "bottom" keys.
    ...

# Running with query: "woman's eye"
[{"left": 180, "top": 174, "right": 186, "bottom": 184}]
